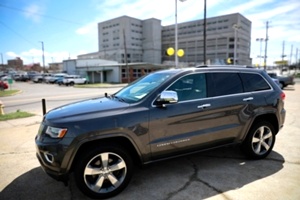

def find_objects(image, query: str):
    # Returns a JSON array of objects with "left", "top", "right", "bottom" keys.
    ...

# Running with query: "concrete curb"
[{"left": 0, "top": 115, "right": 43, "bottom": 129}]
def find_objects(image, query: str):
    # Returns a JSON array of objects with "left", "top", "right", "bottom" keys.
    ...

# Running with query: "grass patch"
[
  {"left": 0, "top": 110, "right": 35, "bottom": 121},
  {"left": 0, "top": 89, "right": 20, "bottom": 97}
]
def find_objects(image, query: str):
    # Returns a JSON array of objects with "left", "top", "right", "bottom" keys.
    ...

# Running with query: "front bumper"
[{"left": 36, "top": 151, "right": 69, "bottom": 184}]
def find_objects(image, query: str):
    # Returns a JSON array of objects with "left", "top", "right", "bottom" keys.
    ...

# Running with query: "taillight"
[{"left": 280, "top": 92, "right": 286, "bottom": 101}]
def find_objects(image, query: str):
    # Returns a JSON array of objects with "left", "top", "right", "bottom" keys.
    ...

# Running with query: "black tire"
[
  {"left": 70, "top": 82, "right": 74, "bottom": 86},
  {"left": 74, "top": 144, "right": 133, "bottom": 199},
  {"left": 242, "top": 121, "right": 276, "bottom": 159},
  {"left": 279, "top": 82, "right": 284, "bottom": 89}
]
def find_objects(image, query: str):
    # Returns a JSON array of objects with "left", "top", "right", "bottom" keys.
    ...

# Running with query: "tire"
[
  {"left": 74, "top": 144, "right": 133, "bottom": 199},
  {"left": 279, "top": 82, "right": 284, "bottom": 89},
  {"left": 242, "top": 121, "right": 276, "bottom": 159},
  {"left": 70, "top": 82, "right": 74, "bottom": 86}
]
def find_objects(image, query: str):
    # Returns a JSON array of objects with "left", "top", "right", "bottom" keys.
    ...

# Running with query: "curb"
[{"left": 0, "top": 115, "right": 43, "bottom": 129}]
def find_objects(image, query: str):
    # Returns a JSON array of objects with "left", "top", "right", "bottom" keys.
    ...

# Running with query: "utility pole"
[
  {"left": 203, "top": 0, "right": 207, "bottom": 65},
  {"left": 281, "top": 41, "right": 286, "bottom": 74},
  {"left": 290, "top": 45, "right": 293, "bottom": 65},
  {"left": 0, "top": 53, "right": 3, "bottom": 67},
  {"left": 296, "top": 48, "right": 299, "bottom": 73},
  {"left": 123, "top": 29, "right": 129, "bottom": 83},
  {"left": 263, "top": 21, "right": 269, "bottom": 70},
  {"left": 39, "top": 41, "right": 45, "bottom": 72}
]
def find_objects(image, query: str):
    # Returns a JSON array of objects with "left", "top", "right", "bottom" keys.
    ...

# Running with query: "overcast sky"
[{"left": 0, "top": 0, "right": 299, "bottom": 67}]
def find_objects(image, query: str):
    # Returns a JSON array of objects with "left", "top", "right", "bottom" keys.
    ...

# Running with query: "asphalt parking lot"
[{"left": 0, "top": 81, "right": 300, "bottom": 200}]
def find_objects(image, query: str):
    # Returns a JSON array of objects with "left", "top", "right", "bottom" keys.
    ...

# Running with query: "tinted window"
[
  {"left": 240, "top": 73, "right": 271, "bottom": 92},
  {"left": 168, "top": 73, "right": 207, "bottom": 101},
  {"left": 209, "top": 73, "right": 243, "bottom": 96}
]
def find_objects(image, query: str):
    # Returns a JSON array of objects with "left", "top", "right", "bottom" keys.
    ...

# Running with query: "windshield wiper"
[{"left": 111, "top": 94, "right": 126, "bottom": 102}]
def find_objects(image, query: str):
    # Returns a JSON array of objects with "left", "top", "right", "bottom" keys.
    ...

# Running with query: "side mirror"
[{"left": 156, "top": 90, "right": 178, "bottom": 107}]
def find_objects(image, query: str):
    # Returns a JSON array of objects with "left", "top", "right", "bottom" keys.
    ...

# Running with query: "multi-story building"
[
  {"left": 97, "top": 16, "right": 162, "bottom": 64},
  {"left": 7, "top": 57, "right": 23, "bottom": 69},
  {"left": 92, "top": 13, "right": 251, "bottom": 66},
  {"left": 162, "top": 13, "right": 251, "bottom": 65},
  {"left": 75, "top": 13, "right": 251, "bottom": 83}
]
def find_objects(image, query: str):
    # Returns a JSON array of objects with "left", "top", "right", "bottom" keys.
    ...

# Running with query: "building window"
[
  {"left": 229, "top": 44, "right": 234, "bottom": 49},
  {"left": 122, "top": 69, "right": 127, "bottom": 78},
  {"left": 133, "top": 69, "right": 142, "bottom": 78}
]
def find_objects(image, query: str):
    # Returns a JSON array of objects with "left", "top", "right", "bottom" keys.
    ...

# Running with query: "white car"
[{"left": 62, "top": 75, "right": 87, "bottom": 86}]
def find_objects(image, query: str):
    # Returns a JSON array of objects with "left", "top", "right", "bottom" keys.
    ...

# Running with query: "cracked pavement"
[{"left": 1, "top": 81, "right": 300, "bottom": 200}]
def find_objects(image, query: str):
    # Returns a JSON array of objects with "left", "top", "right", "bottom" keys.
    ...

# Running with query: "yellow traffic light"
[
  {"left": 166, "top": 47, "right": 175, "bottom": 56},
  {"left": 177, "top": 49, "right": 184, "bottom": 57},
  {"left": 227, "top": 58, "right": 233, "bottom": 64}
]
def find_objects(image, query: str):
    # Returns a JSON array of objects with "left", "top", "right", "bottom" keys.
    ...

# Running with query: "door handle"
[
  {"left": 243, "top": 97, "right": 254, "bottom": 102},
  {"left": 197, "top": 103, "right": 211, "bottom": 109}
]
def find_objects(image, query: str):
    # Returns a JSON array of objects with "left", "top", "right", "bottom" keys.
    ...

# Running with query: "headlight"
[{"left": 46, "top": 126, "right": 68, "bottom": 138}]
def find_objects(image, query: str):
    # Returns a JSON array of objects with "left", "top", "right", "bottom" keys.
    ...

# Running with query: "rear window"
[
  {"left": 208, "top": 73, "right": 243, "bottom": 97},
  {"left": 240, "top": 73, "right": 271, "bottom": 92}
]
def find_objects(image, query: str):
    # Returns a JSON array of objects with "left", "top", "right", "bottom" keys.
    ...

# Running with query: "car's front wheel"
[
  {"left": 74, "top": 144, "right": 133, "bottom": 199},
  {"left": 242, "top": 121, "right": 276, "bottom": 159}
]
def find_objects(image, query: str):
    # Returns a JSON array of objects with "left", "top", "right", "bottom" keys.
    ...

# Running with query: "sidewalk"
[{"left": 0, "top": 115, "right": 43, "bottom": 129}]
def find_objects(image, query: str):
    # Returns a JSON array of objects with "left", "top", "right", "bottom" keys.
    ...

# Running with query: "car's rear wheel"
[
  {"left": 74, "top": 145, "right": 133, "bottom": 199},
  {"left": 70, "top": 82, "right": 74, "bottom": 86},
  {"left": 279, "top": 82, "right": 284, "bottom": 89},
  {"left": 242, "top": 121, "right": 276, "bottom": 159}
]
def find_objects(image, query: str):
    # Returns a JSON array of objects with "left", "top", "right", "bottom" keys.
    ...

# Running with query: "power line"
[
  {"left": 0, "top": 21, "right": 39, "bottom": 47},
  {"left": 0, "top": 3, "right": 83, "bottom": 25}
]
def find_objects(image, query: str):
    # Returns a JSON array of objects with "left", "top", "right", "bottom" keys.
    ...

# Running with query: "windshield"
[{"left": 114, "top": 72, "right": 173, "bottom": 103}]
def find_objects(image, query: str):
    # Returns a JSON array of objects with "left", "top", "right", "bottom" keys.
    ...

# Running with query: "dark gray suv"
[{"left": 35, "top": 66, "right": 286, "bottom": 199}]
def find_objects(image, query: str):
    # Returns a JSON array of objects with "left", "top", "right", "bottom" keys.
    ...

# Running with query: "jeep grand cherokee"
[{"left": 35, "top": 66, "right": 285, "bottom": 199}]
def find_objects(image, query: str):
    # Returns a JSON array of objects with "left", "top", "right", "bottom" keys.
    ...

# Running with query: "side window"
[
  {"left": 240, "top": 73, "right": 271, "bottom": 92},
  {"left": 167, "top": 73, "right": 207, "bottom": 101},
  {"left": 209, "top": 73, "right": 243, "bottom": 96}
]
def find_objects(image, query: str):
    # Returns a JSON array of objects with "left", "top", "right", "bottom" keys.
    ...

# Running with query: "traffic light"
[
  {"left": 227, "top": 57, "right": 233, "bottom": 64},
  {"left": 166, "top": 47, "right": 175, "bottom": 56}
]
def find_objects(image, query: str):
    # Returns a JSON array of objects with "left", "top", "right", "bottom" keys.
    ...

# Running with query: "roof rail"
[{"left": 196, "top": 65, "right": 254, "bottom": 68}]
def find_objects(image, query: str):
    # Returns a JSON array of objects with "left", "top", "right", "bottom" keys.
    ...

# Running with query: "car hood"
[{"left": 45, "top": 97, "right": 129, "bottom": 120}]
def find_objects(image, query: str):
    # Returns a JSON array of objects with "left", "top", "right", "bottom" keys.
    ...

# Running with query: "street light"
[
  {"left": 256, "top": 38, "right": 264, "bottom": 67},
  {"left": 232, "top": 24, "right": 241, "bottom": 65},
  {"left": 39, "top": 41, "right": 45, "bottom": 72},
  {"left": 175, "top": 0, "right": 187, "bottom": 68},
  {"left": 203, "top": 0, "right": 207, "bottom": 65}
]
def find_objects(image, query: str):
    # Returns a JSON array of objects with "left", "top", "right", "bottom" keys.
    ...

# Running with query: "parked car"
[
  {"left": 44, "top": 74, "right": 54, "bottom": 83},
  {"left": 48, "top": 73, "right": 68, "bottom": 84},
  {"left": 19, "top": 73, "right": 30, "bottom": 82},
  {"left": 27, "top": 71, "right": 40, "bottom": 80},
  {"left": 61, "top": 75, "right": 87, "bottom": 86},
  {"left": 268, "top": 72, "right": 295, "bottom": 89},
  {"left": 33, "top": 73, "right": 52, "bottom": 83},
  {"left": 0, "top": 81, "right": 8, "bottom": 90},
  {"left": 13, "top": 74, "right": 21, "bottom": 81},
  {"left": 0, "top": 75, "right": 12, "bottom": 81},
  {"left": 36, "top": 66, "right": 286, "bottom": 199}
]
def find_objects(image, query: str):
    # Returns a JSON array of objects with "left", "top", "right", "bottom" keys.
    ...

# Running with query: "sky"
[{"left": 0, "top": 0, "right": 299, "bottom": 67}]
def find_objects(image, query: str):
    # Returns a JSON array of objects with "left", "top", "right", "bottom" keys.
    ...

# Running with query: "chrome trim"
[{"left": 44, "top": 152, "right": 54, "bottom": 163}]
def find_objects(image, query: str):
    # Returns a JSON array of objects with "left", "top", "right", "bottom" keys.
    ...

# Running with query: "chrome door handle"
[
  {"left": 243, "top": 97, "right": 254, "bottom": 101},
  {"left": 197, "top": 103, "right": 211, "bottom": 109}
]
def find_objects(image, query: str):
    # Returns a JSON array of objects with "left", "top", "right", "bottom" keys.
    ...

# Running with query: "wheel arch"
[
  {"left": 70, "top": 136, "right": 142, "bottom": 172},
  {"left": 249, "top": 113, "right": 279, "bottom": 135}
]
